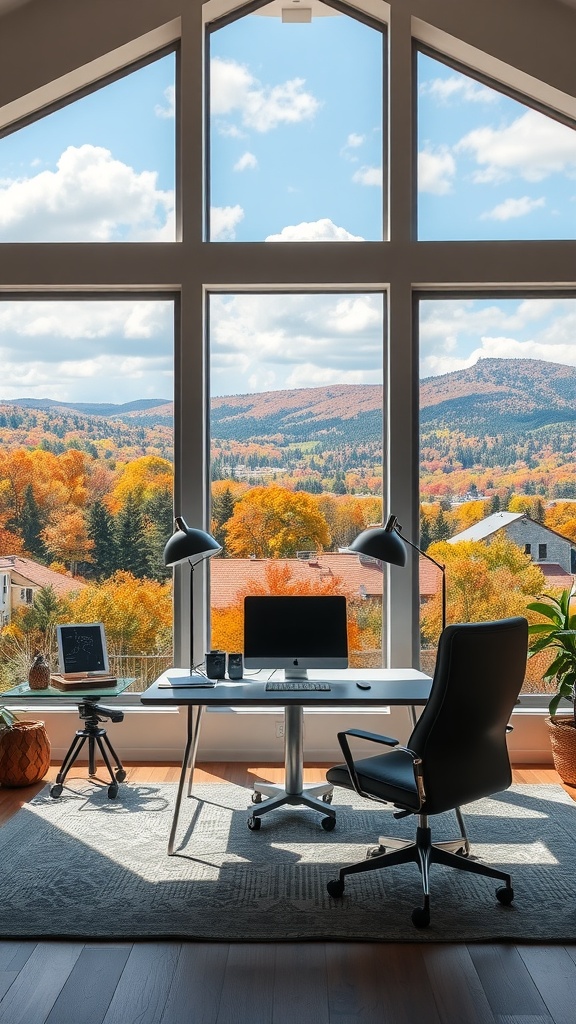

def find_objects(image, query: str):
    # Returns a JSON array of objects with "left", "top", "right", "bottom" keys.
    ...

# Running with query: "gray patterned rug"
[{"left": 1, "top": 781, "right": 575, "bottom": 941}]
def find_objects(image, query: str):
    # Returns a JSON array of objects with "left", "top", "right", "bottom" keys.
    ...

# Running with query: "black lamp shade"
[
  {"left": 164, "top": 516, "right": 222, "bottom": 567},
  {"left": 347, "top": 526, "right": 407, "bottom": 567}
]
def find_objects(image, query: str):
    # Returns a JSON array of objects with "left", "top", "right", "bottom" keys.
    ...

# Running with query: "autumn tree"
[
  {"left": 225, "top": 485, "right": 330, "bottom": 558},
  {"left": 62, "top": 571, "right": 172, "bottom": 658},
  {"left": 108, "top": 456, "right": 173, "bottom": 514},
  {"left": 420, "top": 536, "right": 546, "bottom": 645},
  {"left": 41, "top": 509, "right": 94, "bottom": 576},
  {"left": 0, "top": 523, "right": 25, "bottom": 557}
]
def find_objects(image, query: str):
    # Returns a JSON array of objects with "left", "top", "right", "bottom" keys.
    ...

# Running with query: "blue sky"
[{"left": 0, "top": 6, "right": 575, "bottom": 404}]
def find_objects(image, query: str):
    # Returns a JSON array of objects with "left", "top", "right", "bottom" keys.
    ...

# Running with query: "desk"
[
  {"left": 140, "top": 668, "right": 432, "bottom": 854},
  {"left": 5, "top": 679, "right": 134, "bottom": 798}
]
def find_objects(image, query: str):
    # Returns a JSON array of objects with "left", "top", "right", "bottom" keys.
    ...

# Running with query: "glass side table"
[{"left": 4, "top": 679, "right": 134, "bottom": 799}]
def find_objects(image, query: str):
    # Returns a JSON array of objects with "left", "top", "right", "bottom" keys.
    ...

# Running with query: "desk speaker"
[
  {"left": 227, "top": 653, "right": 243, "bottom": 680},
  {"left": 205, "top": 650, "right": 226, "bottom": 679}
]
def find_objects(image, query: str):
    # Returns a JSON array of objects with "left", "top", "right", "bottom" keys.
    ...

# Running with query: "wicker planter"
[
  {"left": 546, "top": 716, "right": 576, "bottom": 786},
  {"left": 0, "top": 721, "right": 51, "bottom": 788}
]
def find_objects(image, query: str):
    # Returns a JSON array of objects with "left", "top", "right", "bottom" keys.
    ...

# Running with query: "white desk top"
[{"left": 140, "top": 667, "right": 433, "bottom": 708}]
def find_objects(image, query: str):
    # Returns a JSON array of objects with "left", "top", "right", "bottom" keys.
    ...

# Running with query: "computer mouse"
[{"left": 356, "top": 682, "right": 371, "bottom": 690}]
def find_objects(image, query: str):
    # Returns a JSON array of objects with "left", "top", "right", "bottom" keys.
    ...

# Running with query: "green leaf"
[{"left": 527, "top": 601, "right": 563, "bottom": 623}]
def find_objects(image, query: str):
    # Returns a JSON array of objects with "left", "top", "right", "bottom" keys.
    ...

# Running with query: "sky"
[{"left": 0, "top": 5, "right": 576, "bottom": 404}]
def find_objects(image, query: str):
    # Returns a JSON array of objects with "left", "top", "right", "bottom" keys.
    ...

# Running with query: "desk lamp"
[
  {"left": 348, "top": 514, "right": 447, "bottom": 632},
  {"left": 164, "top": 517, "right": 222, "bottom": 673}
]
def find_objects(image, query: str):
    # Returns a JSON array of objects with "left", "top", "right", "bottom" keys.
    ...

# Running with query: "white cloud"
[
  {"left": 265, "top": 218, "right": 363, "bottom": 241},
  {"left": 456, "top": 108, "right": 576, "bottom": 184},
  {"left": 341, "top": 133, "right": 365, "bottom": 161},
  {"left": 0, "top": 144, "right": 173, "bottom": 241},
  {"left": 352, "top": 166, "right": 382, "bottom": 187},
  {"left": 418, "top": 148, "right": 456, "bottom": 195},
  {"left": 481, "top": 195, "right": 546, "bottom": 221},
  {"left": 419, "top": 297, "right": 576, "bottom": 378},
  {"left": 234, "top": 152, "right": 258, "bottom": 172},
  {"left": 210, "top": 204, "right": 244, "bottom": 240},
  {"left": 210, "top": 57, "right": 320, "bottom": 133},
  {"left": 419, "top": 76, "right": 499, "bottom": 105},
  {"left": 0, "top": 299, "right": 173, "bottom": 404},
  {"left": 210, "top": 292, "right": 382, "bottom": 395},
  {"left": 155, "top": 85, "right": 175, "bottom": 119}
]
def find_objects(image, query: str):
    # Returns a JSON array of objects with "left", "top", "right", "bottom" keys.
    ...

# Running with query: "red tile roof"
[
  {"left": 0, "top": 556, "right": 86, "bottom": 596},
  {"left": 210, "top": 554, "right": 384, "bottom": 608}
]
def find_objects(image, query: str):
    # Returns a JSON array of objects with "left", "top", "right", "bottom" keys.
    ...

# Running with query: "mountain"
[{"left": 2, "top": 397, "right": 172, "bottom": 419}]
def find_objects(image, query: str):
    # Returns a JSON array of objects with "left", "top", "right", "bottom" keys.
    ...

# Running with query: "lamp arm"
[{"left": 394, "top": 525, "right": 447, "bottom": 634}]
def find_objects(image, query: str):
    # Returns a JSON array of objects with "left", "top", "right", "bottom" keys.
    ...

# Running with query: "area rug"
[{"left": 1, "top": 781, "right": 575, "bottom": 942}]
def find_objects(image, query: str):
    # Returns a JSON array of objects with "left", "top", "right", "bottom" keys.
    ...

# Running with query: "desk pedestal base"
[{"left": 248, "top": 705, "right": 336, "bottom": 831}]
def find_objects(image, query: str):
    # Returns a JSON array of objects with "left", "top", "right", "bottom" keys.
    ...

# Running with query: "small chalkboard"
[{"left": 56, "top": 623, "right": 110, "bottom": 676}]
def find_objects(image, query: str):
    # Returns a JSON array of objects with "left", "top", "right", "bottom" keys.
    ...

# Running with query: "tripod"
[{"left": 50, "top": 697, "right": 127, "bottom": 799}]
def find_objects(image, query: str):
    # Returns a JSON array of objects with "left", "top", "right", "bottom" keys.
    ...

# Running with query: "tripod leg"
[
  {"left": 95, "top": 734, "right": 118, "bottom": 785},
  {"left": 56, "top": 733, "right": 88, "bottom": 785},
  {"left": 101, "top": 732, "right": 124, "bottom": 772}
]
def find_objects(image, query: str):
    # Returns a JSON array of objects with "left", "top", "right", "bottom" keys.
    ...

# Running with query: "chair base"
[
  {"left": 248, "top": 781, "right": 336, "bottom": 831},
  {"left": 327, "top": 821, "right": 513, "bottom": 928}
]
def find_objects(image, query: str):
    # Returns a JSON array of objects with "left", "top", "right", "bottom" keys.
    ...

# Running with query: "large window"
[{"left": 208, "top": 290, "right": 384, "bottom": 665}]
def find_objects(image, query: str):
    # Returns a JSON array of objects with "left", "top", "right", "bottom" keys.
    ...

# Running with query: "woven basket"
[
  {"left": 0, "top": 721, "right": 51, "bottom": 788},
  {"left": 546, "top": 716, "right": 576, "bottom": 786}
]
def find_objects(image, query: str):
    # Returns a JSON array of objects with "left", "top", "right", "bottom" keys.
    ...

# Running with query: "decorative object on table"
[
  {"left": 163, "top": 516, "right": 222, "bottom": 673},
  {"left": 527, "top": 587, "right": 576, "bottom": 784},
  {"left": 348, "top": 513, "right": 447, "bottom": 631},
  {"left": 28, "top": 652, "right": 51, "bottom": 690},
  {"left": 0, "top": 707, "right": 51, "bottom": 787}
]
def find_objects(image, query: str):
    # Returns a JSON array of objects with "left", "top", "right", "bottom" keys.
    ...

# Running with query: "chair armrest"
[{"left": 338, "top": 728, "right": 399, "bottom": 747}]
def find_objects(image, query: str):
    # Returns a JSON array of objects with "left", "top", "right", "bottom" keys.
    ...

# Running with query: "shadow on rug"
[{"left": 1, "top": 781, "right": 574, "bottom": 941}]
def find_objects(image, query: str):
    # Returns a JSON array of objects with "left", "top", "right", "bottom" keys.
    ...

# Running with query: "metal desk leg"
[
  {"left": 167, "top": 704, "right": 204, "bottom": 856},
  {"left": 250, "top": 704, "right": 335, "bottom": 829}
]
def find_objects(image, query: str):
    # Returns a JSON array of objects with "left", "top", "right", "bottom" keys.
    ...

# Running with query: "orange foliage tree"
[
  {"left": 225, "top": 485, "right": 331, "bottom": 558},
  {"left": 107, "top": 456, "right": 173, "bottom": 513},
  {"left": 41, "top": 510, "right": 94, "bottom": 575},
  {"left": 211, "top": 561, "right": 361, "bottom": 655}
]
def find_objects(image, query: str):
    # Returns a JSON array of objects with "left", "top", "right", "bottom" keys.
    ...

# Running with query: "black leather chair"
[{"left": 326, "top": 616, "right": 528, "bottom": 927}]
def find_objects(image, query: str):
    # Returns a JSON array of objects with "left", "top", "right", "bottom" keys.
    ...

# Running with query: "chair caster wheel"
[
  {"left": 321, "top": 816, "right": 336, "bottom": 831},
  {"left": 108, "top": 785, "right": 118, "bottom": 799},
  {"left": 322, "top": 792, "right": 333, "bottom": 804},
  {"left": 115, "top": 769, "right": 126, "bottom": 783},
  {"left": 247, "top": 816, "right": 261, "bottom": 830},
  {"left": 496, "top": 885, "right": 514, "bottom": 905},
  {"left": 366, "top": 845, "right": 385, "bottom": 859},
  {"left": 327, "top": 878, "right": 345, "bottom": 898},
  {"left": 411, "top": 906, "right": 430, "bottom": 928},
  {"left": 251, "top": 792, "right": 263, "bottom": 804},
  {"left": 50, "top": 784, "right": 63, "bottom": 799}
]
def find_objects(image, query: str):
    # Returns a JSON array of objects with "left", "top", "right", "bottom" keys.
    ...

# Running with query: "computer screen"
[{"left": 243, "top": 595, "right": 348, "bottom": 679}]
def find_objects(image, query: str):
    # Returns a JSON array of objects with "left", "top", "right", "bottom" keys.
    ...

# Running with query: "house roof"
[
  {"left": 448, "top": 511, "right": 525, "bottom": 543},
  {"left": 0, "top": 556, "right": 85, "bottom": 596},
  {"left": 538, "top": 563, "right": 575, "bottom": 591}
]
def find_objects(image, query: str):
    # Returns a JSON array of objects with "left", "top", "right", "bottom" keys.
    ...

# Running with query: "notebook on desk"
[{"left": 158, "top": 673, "right": 217, "bottom": 689}]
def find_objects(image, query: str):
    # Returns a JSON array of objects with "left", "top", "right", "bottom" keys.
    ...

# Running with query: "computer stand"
[
  {"left": 50, "top": 697, "right": 127, "bottom": 800},
  {"left": 248, "top": 704, "right": 336, "bottom": 831}
]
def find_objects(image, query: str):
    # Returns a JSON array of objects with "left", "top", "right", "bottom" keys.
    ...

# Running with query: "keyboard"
[{"left": 266, "top": 681, "right": 331, "bottom": 692}]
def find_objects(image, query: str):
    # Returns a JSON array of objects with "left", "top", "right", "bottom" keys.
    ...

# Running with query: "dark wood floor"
[{"left": 1, "top": 763, "right": 575, "bottom": 1024}]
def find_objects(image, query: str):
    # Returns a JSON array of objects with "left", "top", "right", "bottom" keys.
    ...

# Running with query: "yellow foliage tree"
[
  {"left": 225, "top": 485, "right": 330, "bottom": 558},
  {"left": 41, "top": 510, "right": 94, "bottom": 575},
  {"left": 420, "top": 536, "right": 546, "bottom": 644},
  {"left": 107, "top": 456, "right": 173, "bottom": 513},
  {"left": 61, "top": 571, "right": 172, "bottom": 656}
]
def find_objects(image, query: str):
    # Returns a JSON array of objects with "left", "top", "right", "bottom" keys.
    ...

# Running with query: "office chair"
[{"left": 326, "top": 616, "right": 528, "bottom": 927}]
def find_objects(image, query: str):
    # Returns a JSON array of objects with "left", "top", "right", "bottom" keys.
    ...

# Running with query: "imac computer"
[{"left": 243, "top": 595, "right": 348, "bottom": 680}]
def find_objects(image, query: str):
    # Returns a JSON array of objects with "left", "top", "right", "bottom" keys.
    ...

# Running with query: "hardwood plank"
[
  {"left": 215, "top": 943, "right": 275, "bottom": 1024},
  {"left": 325, "top": 943, "right": 442, "bottom": 1024},
  {"left": 44, "top": 945, "right": 132, "bottom": 1024},
  {"left": 0, "top": 974, "right": 18, "bottom": 1003},
  {"left": 160, "top": 943, "right": 230, "bottom": 1024},
  {"left": 0, "top": 942, "right": 83, "bottom": 1024},
  {"left": 101, "top": 943, "right": 180, "bottom": 1024},
  {"left": 422, "top": 944, "right": 496, "bottom": 1024},
  {"left": 517, "top": 946, "right": 576, "bottom": 1024},
  {"left": 272, "top": 943, "right": 329, "bottom": 1024},
  {"left": 0, "top": 942, "right": 36, "bottom": 972},
  {"left": 468, "top": 946, "right": 551, "bottom": 1019}
]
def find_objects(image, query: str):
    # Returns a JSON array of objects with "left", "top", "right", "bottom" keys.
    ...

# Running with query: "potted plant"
[
  {"left": 527, "top": 587, "right": 576, "bottom": 784},
  {"left": 0, "top": 706, "right": 51, "bottom": 788}
]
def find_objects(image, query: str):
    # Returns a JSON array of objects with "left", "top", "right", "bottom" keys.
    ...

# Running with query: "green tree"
[
  {"left": 86, "top": 499, "right": 118, "bottom": 580},
  {"left": 115, "top": 494, "right": 148, "bottom": 577},
  {"left": 212, "top": 486, "right": 235, "bottom": 554},
  {"left": 143, "top": 488, "right": 173, "bottom": 580},
  {"left": 20, "top": 483, "right": 46, "bottom": 559}
]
